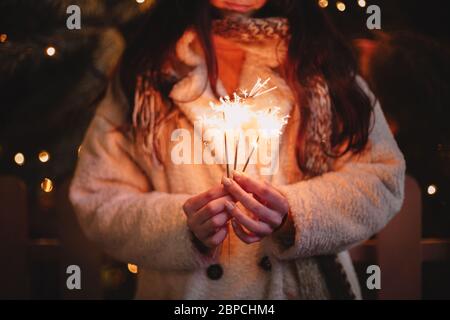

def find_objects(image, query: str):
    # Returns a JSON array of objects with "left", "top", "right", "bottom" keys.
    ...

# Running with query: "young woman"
[{"left": 69, "top": 0, "right": 405, "bottom": 299}]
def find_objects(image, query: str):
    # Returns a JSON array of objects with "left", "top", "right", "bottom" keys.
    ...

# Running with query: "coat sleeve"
[
  {"left": 268, "top": 77, "right": 406, "bottom": 260},
  {"left": 68, "top": 82, "right": 214, "bottom": 272}
]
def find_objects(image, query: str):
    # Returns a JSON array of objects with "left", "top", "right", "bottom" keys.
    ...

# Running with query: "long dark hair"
[{"left": 119, "top": 0, "right": 373, "bottom": 171}]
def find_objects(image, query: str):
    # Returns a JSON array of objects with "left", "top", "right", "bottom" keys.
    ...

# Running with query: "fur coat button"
[
  {"left": 259, "top": 256, "right": 272, "bottom": 271},
  {"left": 206, "top": 264, "right": 223, "bottom": 280}
]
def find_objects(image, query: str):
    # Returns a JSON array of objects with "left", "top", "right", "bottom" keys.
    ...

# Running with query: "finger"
[
  {"left": 232, "top": 171, "right": 289, "bottom": 214},
  {"left": 203, "top": 226, "right": 228, "bottom": 248},
  {"left": 183, "top": 185, "right": 228, "bottom": 216},
  {"left": 231, "top": 220, "right": 262, "bottom": 244},
  {"left": 194, "top": 196, "right": 234, "bottom": 225},
  {"left": 222, "top": 177, "right": 282, "bottom": 228},
  {"left": 197, "top": 212, "right": 230, "bottom": 239},
  {"left": 225, "top": 201, "right": 273, "bottom": 237}
]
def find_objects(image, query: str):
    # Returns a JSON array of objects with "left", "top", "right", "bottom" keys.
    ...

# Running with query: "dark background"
[{"left": 0, "top": 0, "right": 449, "bottom": 299}]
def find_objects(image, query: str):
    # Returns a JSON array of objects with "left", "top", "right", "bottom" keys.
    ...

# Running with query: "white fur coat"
[{"left": 69, "top": 24, "right": 405, "bottom": 299}]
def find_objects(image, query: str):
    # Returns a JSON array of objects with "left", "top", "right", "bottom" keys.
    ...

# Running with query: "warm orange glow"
[
  {"left": 0, "top": 34, "right": 7, "bottom": 43},
  {"left": 336, "top": 1, "right": 346, "bottom": 11},
  {"left": 14, "top": 153, "right": 25, "bottom": 166},
  {"left": 41, "top": 178, "right": 54, "bottom": 193},
  {"left": 128, "top": 263, "right": 138, "bottom": 274},
  {"left": 39, "top": 151, "right": 50, "bottom": 163},
  {"left": 318, "top": 0, "right": 329, "bottom": 8}
]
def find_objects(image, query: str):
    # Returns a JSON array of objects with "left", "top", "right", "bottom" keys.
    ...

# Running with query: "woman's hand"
[
  {"left": 222, "top": 171, "right": 290, "bottom": 244},
  {"left": 183, "top": 185, "right": 233, "bottom": 252}
]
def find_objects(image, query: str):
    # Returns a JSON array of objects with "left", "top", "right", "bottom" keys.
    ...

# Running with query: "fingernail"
[
  {"left": 225, "top": 201, "right": 235, "bottom": 211},
  {"left": 232, "top": 170, "right": 242, "bottom": 178},
  {"left": 222, "top": 176, "right": 232, "bottom": 187}
]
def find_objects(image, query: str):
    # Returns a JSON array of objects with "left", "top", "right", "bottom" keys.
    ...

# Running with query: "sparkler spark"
[
  {"left": 199, "top": 78, "right": 289, "bottom": 172},
  {"left": 255, "top": 107, "right": 290, "bottom": 138}
]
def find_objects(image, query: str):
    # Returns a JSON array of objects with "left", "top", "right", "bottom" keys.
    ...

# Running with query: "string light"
[
  {"left": 358, "top": 0, "right": 367, "bottom": 7},
  {"left": 39, "top": 151, "right": 50, "bottom": 163},
  {"left": 127, "top": 263, "right": 138, "bottom": 274},
  {"left": 427, "top": 185, "right": 437, "bottom": 196},
  {"left": 318, "top": 0, "right": 329, "bottom": 8},
  {"left": 0, "top": 33, "right": 7, "bottom": 43},
  {"left": 41, "top": 178, "right": 54, "bottom": 193},
  {"left": 46, "top": 46, "right": 56, "bottom": 57},
  {"left": 14, "top": 153, "right": 25, "bottom": 166},
  {"left": 336, "top": 1, "right": 346, "bottom": 11}
]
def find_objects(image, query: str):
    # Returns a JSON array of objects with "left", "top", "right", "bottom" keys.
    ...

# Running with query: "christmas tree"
[{"left": 0, "top": 0, "right": 153, "bottom": 180}]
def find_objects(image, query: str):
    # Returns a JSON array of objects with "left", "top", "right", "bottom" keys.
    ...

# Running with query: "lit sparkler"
[{"left": 199, "top": 78, "right": 290, "bottom": 261}]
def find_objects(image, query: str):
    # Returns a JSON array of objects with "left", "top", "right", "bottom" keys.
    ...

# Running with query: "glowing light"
[
  {"left": 203, "top": 78, "right": 278, "bottom": 130},
  {"left": 136, "top": 0, "right": 145, "bottom": 3},
  {"left": 255, "top": 108, "right": 290, "bottom": 139},
  {"left": 128, "top": 263, "right": 138, "bottom": 274},
  {"left": 358, "top": 0, "right": 367, "bottom": 7},
  {"left": 202, "top": 78, "right": 289, "bottom": 175},
  {"left": 0, "top": 34, "right": 7, "bottom": 43},
  {"left": 39, "top": 151, "right": 50, "bottom": 163},
  {"left": 14, "top": 153, "right": 25, "bottom": 166},
  {"left": 336, "top": 1, "right": 346, "bottom": 11},
  {"left": 427, "top": 185, "right": 437, "bottom": 196},
  {"left": 202, "top": 93, "right": 254, "bottom": 177},
  {"left": 205, "top": 96, "right": 252, "bottom": 130},
  {"left": 41, "top": 178, "right": 54, "bottom": 193},
  {"left": 318, "top": 0, "right": 329, "bottom": 8},
  {"left": 46, "top": 46, "right": 56, "bottom": 56}
]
